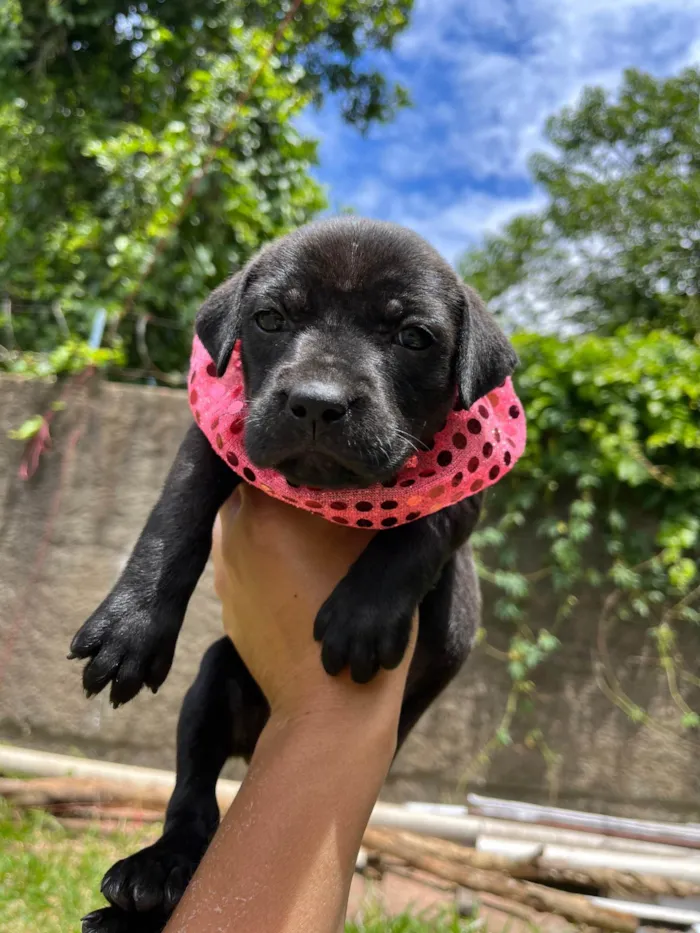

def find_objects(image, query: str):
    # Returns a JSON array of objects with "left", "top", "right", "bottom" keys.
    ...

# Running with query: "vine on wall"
[{"left": 470, "top": 328, "right": 700, "bottom": 782}]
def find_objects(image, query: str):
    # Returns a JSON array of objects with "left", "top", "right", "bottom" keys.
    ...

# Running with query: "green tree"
[
  {"left": 0, "top": 0, "right": 413, "bottom": 380},
  {"left": 460, "top": 68, "right": 700, "bottom": 338}
]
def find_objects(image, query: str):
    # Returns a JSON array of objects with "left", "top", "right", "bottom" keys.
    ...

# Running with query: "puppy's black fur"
[{"left": 73, "top": 218, "right": 517, "bottom": 932}]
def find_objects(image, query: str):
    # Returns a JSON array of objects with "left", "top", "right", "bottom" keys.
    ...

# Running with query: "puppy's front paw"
[
  {"left": 69, "top": 588, "right": 178, "bottom": 707},
  {"left": 314, "top": 584, "right": 414, "bottom": 684},
  {"left": 82, "top": 906, "right": 167, "bottom": 933}
]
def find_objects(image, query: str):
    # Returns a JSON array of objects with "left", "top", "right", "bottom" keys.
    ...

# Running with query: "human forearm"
[{"left": 164, "top": 705, "right": 398, "bottom": 933}]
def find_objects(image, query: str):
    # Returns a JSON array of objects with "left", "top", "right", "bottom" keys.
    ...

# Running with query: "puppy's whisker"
[{"left": 395, "top": 429, "right": 427, "bottom": 453}]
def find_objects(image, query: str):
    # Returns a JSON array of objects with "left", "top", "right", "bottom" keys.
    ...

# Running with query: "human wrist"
[{"left": 259, "top": 688, "right": 402, "bottom": 770}]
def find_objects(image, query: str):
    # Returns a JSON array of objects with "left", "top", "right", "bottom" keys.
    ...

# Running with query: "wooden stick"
[
  {"left": 0, "top": 777, "right": 170, "bottom": 811},
  {"left": 363, "top": 826, "right": 700, "bottom": 898},
  {"left": 459, "top": 888, "right": 572, "bottom": 928},
  {"left": 0, "top": 776, "right": 229, "bottom": 817},
  {"left": 363, "top": 829, "right": 637, "bottom": 933},
  {"left": 0, "top": 770, "right": 235, "bottom": 813},
  {"left": 44, "top": 804, "right": 164, "bottom": 823},
  {"left": 477, "top": 837, "right": 700, "bottom": 882}
]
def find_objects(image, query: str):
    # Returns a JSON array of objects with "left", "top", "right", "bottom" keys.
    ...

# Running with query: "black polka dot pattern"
[{"left": 189, "top": 338, "right": 525, "bottom": 530}]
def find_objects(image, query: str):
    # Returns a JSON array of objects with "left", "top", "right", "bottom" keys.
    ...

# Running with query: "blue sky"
[{"left": 299, "top": 0, "right": 700, "bottom": 265}]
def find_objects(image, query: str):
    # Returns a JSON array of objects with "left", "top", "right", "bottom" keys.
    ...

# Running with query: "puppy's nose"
[{"left": 287, "top": 382, "right": 349, "bottom": 425}]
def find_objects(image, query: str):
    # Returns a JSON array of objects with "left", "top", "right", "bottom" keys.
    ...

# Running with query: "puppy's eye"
[
  {"left": 394, "top": 326, "right": 434, "bottom": 351},
  {"left": 255, "top": 309, "right": 286, "bottom": 333}
]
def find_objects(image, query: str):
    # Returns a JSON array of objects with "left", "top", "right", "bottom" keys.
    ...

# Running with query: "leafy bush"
[{"left": 472, "top": 328, "right": 700, "bottom": 763}]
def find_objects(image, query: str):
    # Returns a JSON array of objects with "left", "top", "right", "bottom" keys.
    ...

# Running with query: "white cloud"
[
  {"left": 395, "top": 190, "right": 547, "bottom": 263},
  {"left": 394, "top": 0, "right": 700, "bottom": 181},
  {"left": 305, "top": 0, "right": 700, "bottom": 259}
]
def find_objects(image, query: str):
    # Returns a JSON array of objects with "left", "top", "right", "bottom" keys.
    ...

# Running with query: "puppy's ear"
[
  {"left": 457, "top": 284, "right": 519, "bottom": 409},
  {"left": 195, "top": 271, "right": 247, "bottom": 376}
]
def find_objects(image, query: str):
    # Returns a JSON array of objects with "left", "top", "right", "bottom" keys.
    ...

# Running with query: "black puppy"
[{"left": 74, "top": 218, "right": 517, "bottom": 932}]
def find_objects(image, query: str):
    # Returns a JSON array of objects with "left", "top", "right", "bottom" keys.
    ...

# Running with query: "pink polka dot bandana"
[{"left": 189, "top": 336, "right": 526, "bottom": 528}]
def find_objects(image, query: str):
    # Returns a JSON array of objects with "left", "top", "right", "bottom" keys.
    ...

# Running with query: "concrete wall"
[{"left": 1, "top": 374, "right": 697, "bottom": 820}]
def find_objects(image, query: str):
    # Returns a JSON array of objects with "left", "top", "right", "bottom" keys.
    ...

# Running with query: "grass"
[
  {"left": 0, "top": 802, "right": 478, "bottom": 933},
  {"left": 0, "top": 802, "right": 158, "bottom": 933}
]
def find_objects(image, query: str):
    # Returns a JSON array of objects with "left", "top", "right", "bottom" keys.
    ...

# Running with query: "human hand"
[{"left": 211, "top": 485, "right": 417, "bottom": 730}]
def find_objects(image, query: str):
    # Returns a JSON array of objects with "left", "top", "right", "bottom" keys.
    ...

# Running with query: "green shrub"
[{"left": 472, "top": 329, "right": 700, "bottom": 765}]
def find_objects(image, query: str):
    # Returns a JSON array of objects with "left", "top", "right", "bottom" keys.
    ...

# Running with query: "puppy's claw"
[
  {"left": 81, "top": 909, "right": 108, "bottom": 932},
  {"left": 81, "top": 906, "right": 167, "bottom": 933}
]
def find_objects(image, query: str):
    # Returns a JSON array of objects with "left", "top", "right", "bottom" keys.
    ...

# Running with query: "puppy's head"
[{"left": 196, "top": 218, "right": 517, "bottom": 489}]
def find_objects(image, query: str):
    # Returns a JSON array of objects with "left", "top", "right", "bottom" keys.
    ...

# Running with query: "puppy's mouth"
[{"left": 277, "top": 453, "right": 377, "bottom": 489}]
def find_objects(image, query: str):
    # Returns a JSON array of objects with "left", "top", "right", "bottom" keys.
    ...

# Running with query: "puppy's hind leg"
[
  {"left": 398, "top": 550, "right": 480, "bottom": 749},
  {"left": 82, "top": 638, "right": 269, "bottom": 933}
]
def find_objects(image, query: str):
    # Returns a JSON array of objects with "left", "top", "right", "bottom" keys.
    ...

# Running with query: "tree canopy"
[
  {"left": 460, "top": 68, "right": 700, "bottom": 339},
  {"left": 0, "top": 0, "right": 413, "bottom": 379}
]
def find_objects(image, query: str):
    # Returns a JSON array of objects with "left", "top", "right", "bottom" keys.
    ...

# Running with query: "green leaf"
[
  {"left": 537, "top": 630, "right": 560, "bottom": 653},
  {"left": 669, "top": 559, "right": 697, "bottom": 591},
  {"left": 496, "top": 727, "right": 513, "bottom": 746},
  {"left": 609, "top": 563, "right": 642, "bottom": 590},
  {"left": 8, "top": 415, "right": 45, "bottom": 441}
]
